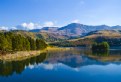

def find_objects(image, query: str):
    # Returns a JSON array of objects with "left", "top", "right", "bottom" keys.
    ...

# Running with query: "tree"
[
  {"left": 36, "top": 39, "right": 47, "bottom": 50},
  {"left": 4, "top": 32, "right": 13, "bottom": 51},
  {"left": 0, "top": 33, "right": 9, "bottom": 51},
  {"left": 28, "top": 37, "right": 36, "bottom": 50},
  {"left": 23, "top": 38, "right": 30, "bottom": 51},
  {"left": 100, "top": 42, "right": 109, "bottom": 51},
  {"left": 12, "top": 35, "right": 22, "bottom": 51}
]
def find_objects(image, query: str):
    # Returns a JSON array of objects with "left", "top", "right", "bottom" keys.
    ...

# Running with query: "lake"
[{"left": 1, "top": 48, "right": 121, "bottom": 82}]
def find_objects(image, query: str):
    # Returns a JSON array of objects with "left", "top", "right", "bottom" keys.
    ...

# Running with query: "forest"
[{"left": 0, "top": 32, "right": 47, "bottom": 53}]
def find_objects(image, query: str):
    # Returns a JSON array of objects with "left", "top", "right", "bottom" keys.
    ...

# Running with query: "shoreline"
[{"left": 0, "top": 47, "right": 70, "bottom": 61}]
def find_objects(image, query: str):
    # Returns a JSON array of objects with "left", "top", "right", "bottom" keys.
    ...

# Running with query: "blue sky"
[{"left": 0, "top": 0, "right": 121, "bottom": 30}]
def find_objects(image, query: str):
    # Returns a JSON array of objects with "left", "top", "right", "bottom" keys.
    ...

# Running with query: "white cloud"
[
  {"left": 72, "top": 19, "right": 80, "bottom": 23},
  {"left": 10, "top": 27, "right": 17, "bottom": 30},
  {"left": 34, "top": 23, "right": 42, "bottom": 29},
  {"left": 0, "top": 26, "right": 17, "bottom": 30},
  {"left": 21, "top": 22, "right": 35, "bottom": 30},
  {"left": 16, "top": 21, "right": 55, "bottom": 30},
  {"left": 74, "top": 68, "right": 80, "bottom": 72},
  {"left": 0, "top": 21, "right": 56, "bottom": 31},
  {"left": 28, "top": 64, "right": 35, "bottom": 69},
  {"left": 18, "top": 22, "right": 42, "bottom": 30},
  {"left": 28, "top": 63, "right": 54, "bottom": 70},
  {"left": 43, "top": 21, "right": 54, "bottom": 27},
  {"left": 42, "top": 63, "right": 54, "bottom": 70},
  {"left": 0, "top": 26, "right": 8, "bottom": 30}
]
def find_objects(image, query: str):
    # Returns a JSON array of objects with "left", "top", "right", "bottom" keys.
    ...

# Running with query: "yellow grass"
[
  {"left": 0, "top": 47, "right": 70, "bottom": 61},
  {"left": 85, "top": 30, "right": 121, "bottom": 39}
]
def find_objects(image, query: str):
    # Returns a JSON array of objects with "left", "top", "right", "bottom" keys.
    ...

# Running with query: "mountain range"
[
  {"left": 29, "top": 23, "right": 121, "bottom": 37},
  {"left": 1, "top": 23, "right": 121, "bottom": 42}
]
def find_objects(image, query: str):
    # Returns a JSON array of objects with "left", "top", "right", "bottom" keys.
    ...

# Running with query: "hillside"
[
  {"left": 10, "top": 30, "right": 37, "bottom": 39},
  {"left": 36, "top": 32, "right": 69, "bottom": 42},
  {"left": 8, "top": 30, "right": 69, "bottom": 42},
  {"left": 83, "top": 30, "right": 121, "bottom": 39},
  {"left": 50, "top": 30, "right": 121, "bottom": 47}
]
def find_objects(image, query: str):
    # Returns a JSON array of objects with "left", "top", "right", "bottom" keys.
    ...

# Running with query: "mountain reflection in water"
[{"left": 1, "top": 48, "right": 121, "bottom": 82}]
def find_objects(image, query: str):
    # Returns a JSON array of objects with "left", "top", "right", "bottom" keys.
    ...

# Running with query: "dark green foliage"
[
  {"left": 12, "top": 35, "right": 24, "bottom": 51},
  {"left": 92, "top": 49, "right": 109, "bottom": 56},
  {"left": 95, "top": 37, "right": 121, "bottom": 46},
  {"left": 92, "top": 42, "right": 109, "bottom": 51},
  {"left": 4, "top": 32, "right": 13, "bottom": 51},
  {"left": 0, "top": 33, "right": 9, "bottom": 51},
  {"left": 0, "top": 32, "right": 47, "bottom": 53},
  {"left": 23, "top": 38, "right": 30, "bottom": 51},
  {"left": 36, "top": 39, "right": 47, "bottom": 50},
  {"left": 12, "top": 35, "right": 31, "bottom": 51},
  {"left": 50, "top": 39, "right": 94, "bottom": 47},
  {"left": 28, "top": 37, "right": 36, "bottom": 50}
]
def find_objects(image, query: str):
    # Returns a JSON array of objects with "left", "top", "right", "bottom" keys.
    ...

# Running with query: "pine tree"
[
  {"left": 23, "top": 38, "right": 30, "bottom": 51},
  {"left": 4, "top": 32, "right": 13, "bottom": 51},
  {"left": 28, "top": 37, "right": 36, "bottom": 50},
  {"left": 0, "top": 33, "right": 9, "bottom": 51},
  {"left": 36, "top": 39, "right": 47, "bottom": 50}
]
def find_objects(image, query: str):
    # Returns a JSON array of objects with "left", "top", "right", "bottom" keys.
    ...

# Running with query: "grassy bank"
[{"left": 0, "top": 47, "right": 70, "bottom": 61}]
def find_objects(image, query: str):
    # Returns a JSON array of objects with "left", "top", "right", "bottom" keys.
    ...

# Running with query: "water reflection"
[
  {"left": 0, "top": 53, "right": 47, "bottom": 77},
  {"left": 92, "top": 50, "right": 109, "bottom": 56},
  {"left": 1, "top": 48, "right": 121, "bottom": 77}
]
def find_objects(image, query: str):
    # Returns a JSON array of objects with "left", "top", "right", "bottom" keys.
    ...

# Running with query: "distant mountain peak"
[{"left": 28, "top": 23, "right": 121, "bottom": 37}]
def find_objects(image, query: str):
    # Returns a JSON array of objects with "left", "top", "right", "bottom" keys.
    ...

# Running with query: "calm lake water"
[{"left": 1, "top": 48, "right": 121, "bottom": 82}]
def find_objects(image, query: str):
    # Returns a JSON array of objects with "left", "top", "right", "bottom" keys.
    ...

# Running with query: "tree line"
[
  {"left": 0, "top": 32, "right": 47, "bottom": 52},
  {"left": 95, "top": 37, "right": 121, "bottom": 46},
  {"left": 50, "top": 39, "right": 94, "bottom": 47}
]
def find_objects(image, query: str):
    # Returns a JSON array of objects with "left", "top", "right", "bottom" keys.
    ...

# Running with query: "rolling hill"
[
  {"left": 8, "top": 30, "right": 69, "bottom": 42},
  {"left": 50, "top": 30, "right": 121, "bottom": 47},
  {"left": 83, "top": 30, "right": 121, "bottom": 39}
]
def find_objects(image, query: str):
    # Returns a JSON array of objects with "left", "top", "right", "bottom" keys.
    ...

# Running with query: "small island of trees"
[{"left": 91, "top": 42, "right": 110, "bottom": 51}]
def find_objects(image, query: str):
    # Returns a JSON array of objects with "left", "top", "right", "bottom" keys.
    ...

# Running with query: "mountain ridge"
[{"left": 29, "top": 23, "right": 121, "bottom": 37}]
